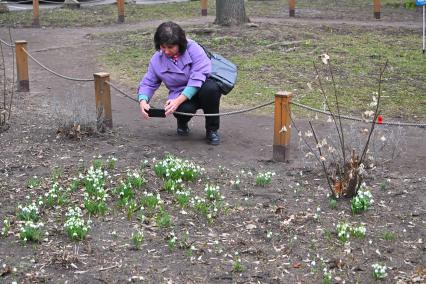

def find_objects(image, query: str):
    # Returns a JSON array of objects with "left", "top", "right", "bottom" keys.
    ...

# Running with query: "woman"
[{"left": 137, "top": 21, "right": 222, "bottom": 145}]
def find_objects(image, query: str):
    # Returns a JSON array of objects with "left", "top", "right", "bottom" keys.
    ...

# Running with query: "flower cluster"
[
  {"left": 191, "top": 196, "right": 224, "bottom": 222},
  {"left": 44, "top": 182, "right": 67, "bottom": 207},
  {"left": 92, "top": 157, "right": 104, "bottom": 169},
  {"left": 81, "top": 166, "right": 110, "bottom": 215},
  {"left": 154, "top": 156, "right": 204, "bottom": 182},
  {"left": 255, "top": 171, "right": 276, "bottom": 186},
  {"left": 323, "top": 268, "right": 332, "bottom": 284},
  {"left": 20, "top": 221, "right": 44, "bottom": 243},
  {"left": 232, "top": 254, "right": 244, "bottom": 272},
  {"left": 115, "top": 181, "right": 134, "bottom": 207},
  {"left": 350, "top": 225, "right": 367, "bottom": 239},
  {"left": 163, "top": 178, "right": 183, "bottom": 193},
  {"left": 18, "top": 202, "right": 40, "bottom": 222},
  {"left": 1, "top": 219, "right": 10, "bottom": 238},
  {"left": 155, "top": 208, "right": 172, "bottom": 228},
  {"left": 230, "top": 178, "right": 241, "bottom": 189},
  {"left": 81, "top": 166, "right": 109, "bottom": 194},
  {"left": 125, "top": 199, "right": 139, "bottom": 220},
  {"left": 174, "top": 189, "right": 191, "bottom": 208},
  {"left": 140, "top": 192, "right": 163, "bottom": 215},
  {"left": 64, "top": 207, "right": 91, "bottom": 241},
  {"left": 205, "top": 184, "right": 223, "bottom": 202},
  {"left": 132, "top": 229, "right": 144, "bottom": 250},
  {"left": 336, "top": 222, "right": 367, "bottom": 242},
  {"left": 167, "top": 231, "right": 177, "bottom": 250},
  {"left": 372, "top": 263, "right": 387, "bottom": 280},
  {"left": 351, "top": 186, "right": 374, "bottom": 214},
  {"left": 107, "top": 156, "right": 118, "bottom": 169},
  {"left": 26, "top": 176, "right": 40, "bottom": 189},
  {"left": 126, "top": 170, "right": 146, "bottom": 189},
  {"left": 336, "top": 222, "right": 351, "bottom": 242}
]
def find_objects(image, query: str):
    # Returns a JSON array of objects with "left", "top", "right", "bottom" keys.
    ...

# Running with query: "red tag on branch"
[{"left": 377, "top": 115, "right": 383, "bottom": 124}]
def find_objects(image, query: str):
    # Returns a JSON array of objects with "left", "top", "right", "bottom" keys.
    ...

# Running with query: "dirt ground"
[{"left": 0, "top": 8, "right": 425, "bottom": 284}]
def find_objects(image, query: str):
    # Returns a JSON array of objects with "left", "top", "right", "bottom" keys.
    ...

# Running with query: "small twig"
[
  {"left": 7, "top": 27, "right": 15, "bottom": 121},
  {"left": 313, "top": 61, "right": 344, "bottom": 166},
  {"left": 0, "top": 39, "right": 6, "bottom": 112},
  {"left": 328, "top": 61, "right": 346, "bottom": 163},
  {"left": 98, "top": 263, "right": 120, "bottom": 272},
  {"left": 286, "top": 104, "right": 322, "bottom": 164},
  {"left": 309, "top": 121, "right": 335, "bottom": 197},
  {"left": 359, "top": 60, "right": 389, "bottom": 164}
]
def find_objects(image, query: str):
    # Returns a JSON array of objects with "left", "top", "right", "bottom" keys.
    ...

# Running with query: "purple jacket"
[{"left": 138, "top": 39, "right": 211, "bottom": 101}]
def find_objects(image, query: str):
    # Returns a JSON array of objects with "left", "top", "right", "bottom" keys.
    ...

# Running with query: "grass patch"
[
  {"left": 100, "top": 23, "right": 425, "bottom": 120},
  {"left": 0, "top": 1, "right": 209, "bottom": 27},
  {"left": 382, "top": 231, "right": 396, "bottom": 241}
]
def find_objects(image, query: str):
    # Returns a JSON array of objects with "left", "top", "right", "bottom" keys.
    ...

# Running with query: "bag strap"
[{"left": 197, "top": 42, "right": 213, "bottom": 60}]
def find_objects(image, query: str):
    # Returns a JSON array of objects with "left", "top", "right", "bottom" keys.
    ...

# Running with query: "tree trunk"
[
  {"left": 0, "top": 2, "right": 9, "bottom": 13},
  {"left": 215, "top": 0, "right": 249, "bottom": 26}
]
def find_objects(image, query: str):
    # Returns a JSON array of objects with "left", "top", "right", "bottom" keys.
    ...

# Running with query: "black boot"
[
  {"left": 177, "top": 121, "right": 190, "bottom": 136},
  {"left": 206, "top": 130, "right": 220, "bottom": 145}
]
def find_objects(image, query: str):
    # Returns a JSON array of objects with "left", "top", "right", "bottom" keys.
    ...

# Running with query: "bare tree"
[{"left": 215, "top": 0, "right": 249, "bottom": 26}]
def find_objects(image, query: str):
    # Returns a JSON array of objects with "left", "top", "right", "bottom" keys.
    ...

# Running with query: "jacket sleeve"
[
  {"left": 186, "top": 42, "right": 211, "bottom": 88},
  {"left": 137, "top": 59, "right": 161, "bottom": 102}
]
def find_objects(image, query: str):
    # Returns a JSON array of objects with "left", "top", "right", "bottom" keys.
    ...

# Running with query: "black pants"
[{"left": 174, "top": 78, "right": 222, "bottom": 132}]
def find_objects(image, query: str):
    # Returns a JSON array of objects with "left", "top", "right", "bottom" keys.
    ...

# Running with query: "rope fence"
[
  {"left": 22, "top": 47, "right": 94, "bottom": 82},
  {"left": 106, "top": 80, "right": 426, "bottom": 127},
  {"left": 0, "top": 38, "right": 15, "bottom": 48},
  {"left": 6, "top": 37, "right": 426, "bottom": 161},
  {"left": 8, "top": 37, "right": 425, "bottom": 128},
  {"left": 291, "top": 101, "right": 426, "bottom": 128}
]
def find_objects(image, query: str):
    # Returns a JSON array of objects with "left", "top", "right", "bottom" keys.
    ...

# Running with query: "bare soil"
[{"left": 1, "top": 10, "right": 425, "bottom": 284}]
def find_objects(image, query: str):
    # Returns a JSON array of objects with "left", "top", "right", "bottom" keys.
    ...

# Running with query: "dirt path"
[{"left": 1, "top": 15, "right": 425, "bottom": 170}]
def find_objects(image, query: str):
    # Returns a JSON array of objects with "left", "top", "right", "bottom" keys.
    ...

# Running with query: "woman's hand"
[
  {"left": 164, "top": 98, "right": 182, "bottom": 116},
  {"left": 140, "top": 100, "right": 150, "bottom": 119}
]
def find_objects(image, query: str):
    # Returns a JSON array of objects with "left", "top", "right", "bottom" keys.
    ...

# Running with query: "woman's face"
[{"left": 160, "top": 44, "right": 179, "bottom": 57}]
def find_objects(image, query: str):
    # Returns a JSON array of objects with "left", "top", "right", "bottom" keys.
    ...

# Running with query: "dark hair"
[{"left": 154, "top": 22, "right": 188, "bottom": 54}]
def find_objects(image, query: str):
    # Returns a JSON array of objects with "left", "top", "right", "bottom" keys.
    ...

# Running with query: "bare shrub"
[
  {"left": 52, "top": 89, "right": 96, "bottom": 139},
  {"left": 293, "top": 56, "right": 389, "bottom": 198}
]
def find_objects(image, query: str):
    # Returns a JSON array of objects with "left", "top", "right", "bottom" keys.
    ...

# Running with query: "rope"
[
  {"left": 106, "top": 80, "right": 275, "bottom": 117},
  {"left": 106, "top": 80, "right": 426, "bottom": 125},
  {"left": 22, "top": 47, "right": 94, "bottom": 82},
  {"left": 80, "top": 0, "right": 113, "bottom": 5},
  {"left": 106, "top": 80, "right": 138, "bottom": 102},
  {"left": 2, "top": 0, "right": 62, "bottom": 3},
  {"left": 291, "top": 101, "right": 426, "bottom": 128},
  {"left": 174, "top": 101, "right": 275, "bottom": 117},
  {"left": 2, "top": 0, "right": 40, "bottom": 4},
  {"left": 0, "top": 38, "right": 15, "bottom": 48}
]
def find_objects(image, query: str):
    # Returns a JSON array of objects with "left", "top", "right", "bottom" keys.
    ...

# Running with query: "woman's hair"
[{"left": 154, "top": 22, "right": 188, "bottom": 54}]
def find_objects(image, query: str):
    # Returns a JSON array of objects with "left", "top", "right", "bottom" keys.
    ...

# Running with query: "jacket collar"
[{"left": 158, "top": 45, "right": 193, "bottom": 74}]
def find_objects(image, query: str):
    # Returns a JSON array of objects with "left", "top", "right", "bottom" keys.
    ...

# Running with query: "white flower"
[{"left": 320, "top": 53, "right": 330, "bottom": 64}]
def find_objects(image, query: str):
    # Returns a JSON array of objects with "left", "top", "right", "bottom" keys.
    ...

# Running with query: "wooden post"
[
  {"left": 94, "top": 73, "right": 113, "bottom": 131},
  {"left": 32, "top": 0, "right": 40, "bottom": 27},
  {"left": 289, "top": 0, "right": 296, "bottom": 17},
  {"left": 117, "top": 0, "right": 125, "bottom": 23},
  {"left": 273, "top": 91, "right": 292, "bottom": 162},
  {"left": 373, "top": 0, "right": 380, "bottom": 19},
  {"left": 15, "top": 41, "right": 29, "bottom": 92},
  {"left": 201, "top": 0, "right": 208, "bottom": 16}
]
